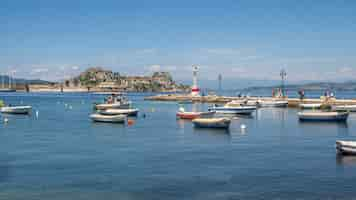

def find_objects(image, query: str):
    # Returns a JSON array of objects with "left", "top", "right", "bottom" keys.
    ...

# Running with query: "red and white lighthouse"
[{"left": 191, "top": 65, "right": 200, "bottom": 96}]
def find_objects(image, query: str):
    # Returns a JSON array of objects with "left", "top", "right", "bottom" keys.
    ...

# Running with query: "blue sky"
[{"left": 1, "top": 0, "right": 356, "bottom": 87}]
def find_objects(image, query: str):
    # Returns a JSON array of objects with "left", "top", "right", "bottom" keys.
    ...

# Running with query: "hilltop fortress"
[{"left": 28, "top": 67, "right": 189, "bottom": 93}]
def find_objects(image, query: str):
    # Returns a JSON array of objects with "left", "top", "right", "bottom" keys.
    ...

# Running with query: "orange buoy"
[{"left": 127, "top": 119, "right": 135, "bottom": 126}]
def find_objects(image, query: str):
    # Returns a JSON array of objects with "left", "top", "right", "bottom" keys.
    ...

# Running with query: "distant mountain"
[
  {"left": 245, "top": 81, "right": 356, "bottom": 91},
  {"left": 179, "top": 78, "right": 280, "bottom": 90},
  {"left": 0, "top": 75, "right": 53, "bottom": 85}
]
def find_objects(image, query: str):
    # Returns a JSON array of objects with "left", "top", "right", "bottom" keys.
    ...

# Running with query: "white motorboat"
[
  {"left": 298, "top": 111, "right": 349, "bottom": 122},
  {"left": 332, "top": 105, "right": 356, "bottom": 112},
  {"left": 90, "top": 113, "right": 126, "bottom": 123},
  {"left": 0, "top": 106, "right": 32, "bottom": 114},
  {"left": 299, "top": 103, "right": 322, "bottom": 109},
  {"left": 209, "top": 101, "right": 256, "bottom": 115},
  {"left": 192, "top": 117, "right": 231, "bottom": 129},
  {"left": 99, "top": 108, "right": 139, "bottom": 116},
  {"left": 336, "top": 140, "right": 356, "bottom": 155},
  {"left": 257, "top": 100, "right": 288, "bottom": 107},
  {"left": 95, "top": 94, "right": 132, "bottom": 110}
]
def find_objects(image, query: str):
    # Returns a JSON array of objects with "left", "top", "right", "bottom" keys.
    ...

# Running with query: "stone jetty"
[{"left": 144, "top": 94, "right": 356, "bottom": 108}]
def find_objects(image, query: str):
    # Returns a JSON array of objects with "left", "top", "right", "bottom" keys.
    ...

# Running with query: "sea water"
[{"left": 1, "top": 92, "right": 356, "bottom": 199}]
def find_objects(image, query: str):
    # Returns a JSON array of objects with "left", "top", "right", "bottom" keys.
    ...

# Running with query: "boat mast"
[
  {"left": 280, "top": 69, "right": 287, "bottom": 97},
  {"left": 8, "top": 73, "right": 11, "bottom": 89},
  {"left": 1, "top": 72, "right": 4, "bottom": 89},
  {"left": 12, "top": 71, "right": 16, "bottom": 90}
]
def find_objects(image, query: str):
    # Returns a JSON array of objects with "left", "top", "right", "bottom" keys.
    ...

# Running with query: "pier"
[{"left": 144, "top": 94, "right": 356, "bottom": 107}]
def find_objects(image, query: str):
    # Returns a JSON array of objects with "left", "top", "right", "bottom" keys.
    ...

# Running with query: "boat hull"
[
  {"left": 298, "top": 112, "right": 349, "bottom": 122},
  {"left": 336, "top": 140, "right": 356, "bottom": 155},
  {"left": 299, "top": 103, "right": 321, "bottom": 109},
  {"left": 0, "top": 106, "right": 32, "bottom": 114},
  {"left": 258, "top": 101, "right": 288, "bottom": 108},
  {"left": 99, "top": 109, "right": 139, "bottom": 116},
  {"left": 90, "top": 114, "right": 126, "bottom": 123},
  {"left": 209, "top": 106, "right": 256, "bottom": 114},
  {"left": 192, "top": 118, "right": 231, "bottom": 129}
]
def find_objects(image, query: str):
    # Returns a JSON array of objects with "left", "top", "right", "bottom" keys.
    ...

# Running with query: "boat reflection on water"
[
  {"left": 193, "top": 127, "right": 231, "bottom": 140},
  {"left": 299, "top": 121, "right": 349, "bottom": 136},
  {"left": 0, "top": 153, "right": 11, "bottom": 184},
  {"left": 256, "top": 107, "right": 288, "bottom": 121},
  {"left": 336, "top": 154, "right": 356, "bottom": 167},
  {"left": 214, "top": 113, "right": 253, "bottom": 119},
  {"left": 177, "top": 118, "right": 191, "bottom": 129},
  {"left": 298, "top": 121, "right": 348, "bottom": 127},
  {"left": 91, "top": 121, "right": 126, "bottom": 129}
]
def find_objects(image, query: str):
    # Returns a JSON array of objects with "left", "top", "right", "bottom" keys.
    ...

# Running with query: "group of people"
[
  {"left": 105, "top": 94, "right": 119, "bottom": 104},
  {"left": 272, "top": 88, "right": 284, "bottom": 98},
  {"left": 298, "top": 89, "right": 335, "bottom": 100}
]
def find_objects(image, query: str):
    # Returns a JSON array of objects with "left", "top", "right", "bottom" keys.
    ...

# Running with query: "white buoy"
[
  {"left": 240, "top": 124, "right": 246, "bottom": 130},
  {"left": 4, "top": 118, "right": 9, "bottom": 123},
  {"left": 35, "top": 110, "right": 39, "bottom": 119}
]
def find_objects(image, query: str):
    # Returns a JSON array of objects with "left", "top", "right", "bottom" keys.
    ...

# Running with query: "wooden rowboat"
[
  {"left": 176, "top": 111, "right": 215, "bottom": 120},
  {"left": 298, "top": 111, "right": 349, "bottom": 122},
  {"left": 90, "top": 114, "right": 126, "bottom": 123}
]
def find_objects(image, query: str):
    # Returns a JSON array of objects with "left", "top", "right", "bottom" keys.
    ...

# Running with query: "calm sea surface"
[{"left": 1, "top": 91, "right": 356, "bottom": 200}]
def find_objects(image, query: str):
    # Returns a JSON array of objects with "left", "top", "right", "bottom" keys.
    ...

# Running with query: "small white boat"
[
  {"left": 336, "top": 140, "right": 356, "bottom": 155},
  {"left": 332, "top": 105, "right": 356, "bottom": 112},
  {"left": 99, "top": 108, "right": 139, "bottom": 116},
  {"left": 298, "top": 111, "right": 349, "bottom": 122},
  {"left": 192, "top": 117, "right": 231, "bottom": 129},
  {"left": 209, "top": 101, "right": 256, "bottom": 115},
  {"left": 95, "top": 102, "right": 131, "bottom": 110},
  {"left": 257, "top": 100, "right": 288, "bottom": 107},
  {"left": 0, "top": 89, "right": 16, "bottom": 92},
  {"left": 299, "top": 103, "right": 321, "bottom": 109},
  {"left": 0, "top": 106, "right": 32, "bottom": 114},
  {"left": 90, "top": 113, "right": 126, "bottom": 123}
]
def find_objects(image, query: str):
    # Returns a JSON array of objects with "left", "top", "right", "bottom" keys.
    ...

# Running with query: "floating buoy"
[
  {"left": 240, "top": 124, "right": 246, "bottom": 130},
  {"left": 35, "top": 110, "right": 39, "bottom": 119},
  {"left": 127, "top": 119, "right": 135, "bottom": 126},
  {"left": 3, "top": 118, "right": 9, "bottom": 123}
]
